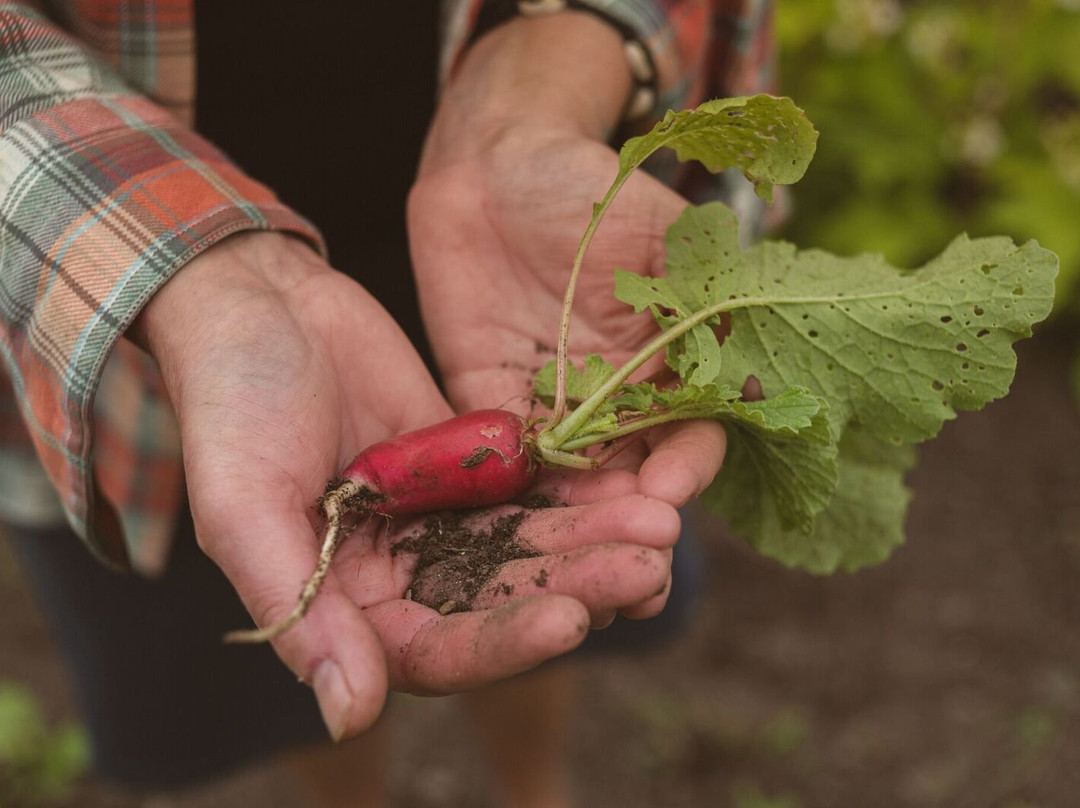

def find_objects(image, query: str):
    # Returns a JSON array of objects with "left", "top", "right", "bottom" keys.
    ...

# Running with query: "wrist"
[
  {"left": 130, "top": 231, "right": 327, "bottom": 392},
  {"left": 420, "top": 12, "right": 631, "bottom": 173}
]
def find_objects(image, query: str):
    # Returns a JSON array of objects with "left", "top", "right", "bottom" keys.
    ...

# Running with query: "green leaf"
[
  {"left": 615, "top": 381, "right": 741, "bottom": 417},
  {"left": 730, "top": 389, "right": 832, "bottom": 439},
  {"left": 618, "top": 383, "right": 825, "bottom": 434},
  {"left": 0, "top": 682, "right": 88, "bottom": 802},
  {"left": 623, "top": 202, "right": 1059, "bottom": 444},
  {"left": 616, "top": 201, "right": 1056, "bottom": 571},
  {"left": 615, "top": 204, "right": 742, "bottom": 385},
  {"left": 615, "top": 382, "right": 825, "bottom": 436},
  {"left": 534, "top": 354, "right": 617, "bottom": 412},
  {"left": 543, "top": 95, "right": 818, "bottom": 449},
  {"left": 618, "top": 95, "right": 819, "bottom": 203},
  {"left": 616, "top": 384, "right": 837, "bottom": 535},
  {"left": 710, "top": 403, "right": 837, "bottom": 536},
  {"left": 710, "top": 427, "right": 915, "bottom": 574},
  {"left": 623, "top": 381, "right": 823, "bottom": 426},
  {"left": 542, "top": 90, "right": 1058, "bottom": 575}
]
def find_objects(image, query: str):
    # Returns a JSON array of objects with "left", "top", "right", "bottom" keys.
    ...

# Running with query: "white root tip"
[{"left": 222, "top": 479, "right": 363, "bottom": 644}]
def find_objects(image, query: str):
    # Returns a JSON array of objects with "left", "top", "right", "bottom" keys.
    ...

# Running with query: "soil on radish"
[
  {"left": 392, "top": 510, "right": 543, "bottom": 614},
  {"left": 322, "top": 480, "right": 387, "bottom": 513}
]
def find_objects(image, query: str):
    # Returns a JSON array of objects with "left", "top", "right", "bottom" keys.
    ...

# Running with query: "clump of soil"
[{"left": 392, "top": 511, "right": 540, "bottom": 614}]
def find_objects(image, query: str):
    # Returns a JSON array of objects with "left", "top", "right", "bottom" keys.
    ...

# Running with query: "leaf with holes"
[
  {"left": 617, "top": 202, "right": 1058, "bottom": 442},
  {"left": 617, "top": 95, "right": 818, "bottom": 204},
  {"left": 612, "top": 201, "right": 1057, "bottom": 570},
  {"left": 532, "top": 95, "right": 1058, "bottom": 575},
  {"left": 715, "top": 426, "right": 915, "bottom": 574}
]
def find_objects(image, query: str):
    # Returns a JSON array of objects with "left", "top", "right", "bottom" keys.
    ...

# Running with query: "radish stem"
[
  {"left": 548, "top": 133, "right": 679, "bottom": 426},
  {"left": 550, "top": 181, "right": 625, "bottom": 425},
  {"left": 557, "top": 410, "right": 701, "bottom": 451},
  {"left": 537, "top": 445, "right": 599, "bottom": 470},
  {"left": 542, "top": 293, "right": 815, "bottom": 452}
]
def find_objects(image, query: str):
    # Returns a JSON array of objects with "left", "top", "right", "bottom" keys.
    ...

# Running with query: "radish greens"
[{"left": 534, "top": 94, "right": 1059, "bottom": 574}]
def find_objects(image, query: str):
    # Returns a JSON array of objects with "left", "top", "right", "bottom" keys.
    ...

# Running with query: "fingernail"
[
  {"left": 312, "top": 660, "right": 352, "bottom": 742},
  {"left": 592, "top": 610, "right": 617, "bottom": 630}
]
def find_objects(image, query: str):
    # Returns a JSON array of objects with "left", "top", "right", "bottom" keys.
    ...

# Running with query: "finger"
[
  {"left": 195, "top": 500, "right": 388, "bottom": 741},
  {"left": 638, "top": 419, "right": 727, "bottom": 506},
  {"left": 517, "top": 495, "right": 681, "bottom": 553},
  {"left": 468, "top": 544, "right": 672, "bottom": 622},
  {"left": 386, "top": 493, "right": 681, "bottom": 574},
  {"left": 742, "top": 375, "right": 764, "bottom": 401},
  {"left": 591, "top": 609, "right": 617, "bottom": 629},
  {"left": 430, "top": 494, "right": 680, "bottom": 556},
  {"left": 364, "top": 596, "right": 590, "bottom": 694},
  {"left": 600, "top": 438, "right": 649, "bottom": 473},
  {"left": 525, "top": 467, "right": 640, "bottom": 506},
  {"left": 619, "top": 563, "right": 673, "bottom": 621}
]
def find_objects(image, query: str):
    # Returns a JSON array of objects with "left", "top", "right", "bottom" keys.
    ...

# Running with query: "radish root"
[{"left": 224, "top": 479, "right": 363, "bottom": 644}]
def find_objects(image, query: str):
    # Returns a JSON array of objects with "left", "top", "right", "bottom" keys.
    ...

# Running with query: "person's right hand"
[{"left": 131, "top": 231, "right": 684, "bottom": 740}]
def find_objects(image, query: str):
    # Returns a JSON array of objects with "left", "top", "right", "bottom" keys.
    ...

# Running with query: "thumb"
[{"left": 194, "top": 501, "right": 389, "bottom": 741}]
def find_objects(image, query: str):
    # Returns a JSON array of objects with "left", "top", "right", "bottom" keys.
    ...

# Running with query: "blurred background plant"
[
  {"left": 776, "top": 0, "right": 1080, "bottom": 316},
  {"left": 0, "top": 682, "right": 89, "bottom": 807}
]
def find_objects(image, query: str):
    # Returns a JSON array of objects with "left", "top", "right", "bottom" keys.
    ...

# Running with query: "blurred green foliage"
[
  {"left": 731, "top": 780, "right": 803, "bottom": 808},
  {"left": 777, "top": 0, "right": 1080, "bottom": 312},
  {"left": 0, "top": 682, "right": 88, "bottom": 806}
]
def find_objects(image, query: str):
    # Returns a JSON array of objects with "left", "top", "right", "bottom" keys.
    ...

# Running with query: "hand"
[
  {"left": 409, "top": 15, "right": 726, "bottom": 517},
  {"left": 131, "top": 231, "right": 683, "bottom": 739}
]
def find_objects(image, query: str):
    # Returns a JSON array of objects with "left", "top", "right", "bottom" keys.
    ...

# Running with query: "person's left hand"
[{"left": 133, "top": 230, "right": 685, "bottom": 739}]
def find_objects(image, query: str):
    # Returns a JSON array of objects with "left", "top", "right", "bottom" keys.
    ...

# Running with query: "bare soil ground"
[{"left": 4, "top": 326, "right": 1080, "bottom": 808}]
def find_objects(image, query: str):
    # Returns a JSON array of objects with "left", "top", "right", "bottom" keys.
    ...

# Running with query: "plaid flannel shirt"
[{"left": 0, "top": 0, "right": 775, "bottom": 574}]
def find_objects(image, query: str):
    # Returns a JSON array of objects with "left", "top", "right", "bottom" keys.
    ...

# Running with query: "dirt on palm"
[{"left": 392, "top": 510, "right": 538, "bottom": 614}]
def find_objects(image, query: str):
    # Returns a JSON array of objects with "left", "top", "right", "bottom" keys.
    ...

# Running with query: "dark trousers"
[{"left": 8, "top": 512, "right": 327, "bottom": 788}]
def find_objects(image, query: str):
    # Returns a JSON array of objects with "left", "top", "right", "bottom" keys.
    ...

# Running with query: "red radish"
[
  {"left": 341, "top": 409, "right": 535, "bottom": 516},
  {"left": 225, "top": 410, "right": 537, "bottom": 643}
]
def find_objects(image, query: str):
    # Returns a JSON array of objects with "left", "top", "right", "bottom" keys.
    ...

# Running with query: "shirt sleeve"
[
  {"left": 0, "top": 4, "right": 325, "bottom": 569},
  {"left": 439, "top": 0, "right": 775, "bottom": 123}
]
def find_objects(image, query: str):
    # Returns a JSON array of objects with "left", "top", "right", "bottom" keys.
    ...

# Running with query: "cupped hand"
[{"left": 132, "top": 231, "right": 683, "bottom": 740}]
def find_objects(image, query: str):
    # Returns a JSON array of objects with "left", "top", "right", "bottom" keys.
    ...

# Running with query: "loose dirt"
[{"left": 393, "top": 511, "right": 538, "bottom": 614}]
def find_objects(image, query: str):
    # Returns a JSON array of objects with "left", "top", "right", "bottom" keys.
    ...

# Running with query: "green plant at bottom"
[{"left": 0, "top": 682, "right": 89, "bottom": 806}]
